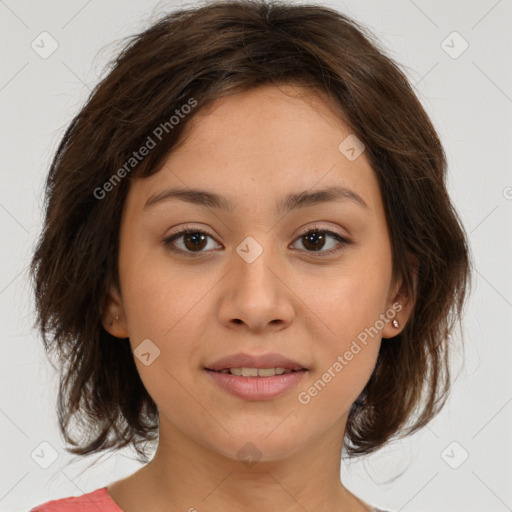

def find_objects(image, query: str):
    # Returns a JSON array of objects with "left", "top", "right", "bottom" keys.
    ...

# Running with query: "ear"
[
  {"left": 381, "top": 253, "right": 418, "bottom": 339},
  {"left": 101, "top": 284, "right": 129, "bottom": 339}
]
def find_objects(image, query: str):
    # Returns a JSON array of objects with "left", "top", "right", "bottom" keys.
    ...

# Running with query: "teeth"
[{"left": 218, "top": 367, "right": 294, "bottom": 377}]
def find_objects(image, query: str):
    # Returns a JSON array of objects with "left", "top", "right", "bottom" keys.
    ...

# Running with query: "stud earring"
[{"left": 392, "top": 319, "right": 400, "bottom": 328}]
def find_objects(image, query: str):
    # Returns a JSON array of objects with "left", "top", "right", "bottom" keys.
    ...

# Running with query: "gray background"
[{"left": 1, "top": 0, "right": 511, "bottom": 511}]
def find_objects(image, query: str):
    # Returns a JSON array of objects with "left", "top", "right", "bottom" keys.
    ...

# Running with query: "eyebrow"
[{"left": 143, "top": 185, "right": 369, "bottom": 214}]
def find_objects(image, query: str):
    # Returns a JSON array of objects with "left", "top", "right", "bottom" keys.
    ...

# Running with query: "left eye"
[
  {"left": 163, "top": 226, "right": 351, "bottom": 257},
  {"left": 291, "top": 227, "right": 351, "bottom": 255}
]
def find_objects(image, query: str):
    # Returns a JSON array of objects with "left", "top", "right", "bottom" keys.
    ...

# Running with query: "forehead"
[
  {"left": 126, "top": 84, "right": 382, "bottom": 216},
  {"left": 180, "top": 84, "right": 351, "bottom": 158}
]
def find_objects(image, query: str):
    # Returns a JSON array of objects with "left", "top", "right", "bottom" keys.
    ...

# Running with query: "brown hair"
[{"left": 30, "top": 0, "right": 471, "bottom": 460}]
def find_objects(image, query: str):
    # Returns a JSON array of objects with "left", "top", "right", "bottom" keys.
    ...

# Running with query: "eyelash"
[{"left": 162, "top": 225, "right": 352, "bottom": 258}]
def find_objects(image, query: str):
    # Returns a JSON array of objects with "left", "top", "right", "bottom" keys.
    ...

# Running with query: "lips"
[{"left": 205, "top": 352, "right": 307, "bottom": 372}]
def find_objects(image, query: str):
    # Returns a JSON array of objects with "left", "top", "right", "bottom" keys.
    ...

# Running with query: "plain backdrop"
[{"left": 1, "top": 1, "right": 511, "bottom": 511}]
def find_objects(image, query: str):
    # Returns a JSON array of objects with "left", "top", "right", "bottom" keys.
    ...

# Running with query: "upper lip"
[{"left": 205, "top": 352, "right": 307, "bottom": 371}]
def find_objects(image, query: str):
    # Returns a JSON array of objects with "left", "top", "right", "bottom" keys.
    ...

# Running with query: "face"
[{"left": 104, "top": 84, "right": 412, "bottom": 463}]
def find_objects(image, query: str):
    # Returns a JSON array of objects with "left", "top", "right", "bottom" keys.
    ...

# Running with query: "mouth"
[
  {"left": 203, "top": 352, "right": 309, "bottom": 400},
  {"left": 205, "top": 367, "right": 305, "bottom": 377},
  {"left": 204, "top": 367, "right": 308, "bottom": 400},
  {"left": 205, "top": 352, "right": 308, "bottom": 373}
]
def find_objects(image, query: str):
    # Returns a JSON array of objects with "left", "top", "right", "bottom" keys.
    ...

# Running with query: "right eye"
[{"left": 163, "top": 227, "right": 221, "bottom": 256}]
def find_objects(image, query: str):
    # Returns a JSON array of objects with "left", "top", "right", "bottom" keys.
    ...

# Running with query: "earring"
[
  {"left": 392, "top": 319, "right": 400, "bottom": 328},
  {"left": 115, "top": 314, "right": 119, "bottom": 321}
]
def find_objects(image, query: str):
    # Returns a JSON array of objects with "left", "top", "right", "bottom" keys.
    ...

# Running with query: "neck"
[{"left": 109, "top": 415, "right": 371, "bottom": 512}]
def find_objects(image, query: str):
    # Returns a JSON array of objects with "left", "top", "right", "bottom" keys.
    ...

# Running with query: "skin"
[{"left": 102, "top": 84, "right": 415, "bottom": 512}]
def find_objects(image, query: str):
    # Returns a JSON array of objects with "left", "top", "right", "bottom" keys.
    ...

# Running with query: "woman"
[{"left": 29, "top": 1, "right": 471, "bottom": 510}]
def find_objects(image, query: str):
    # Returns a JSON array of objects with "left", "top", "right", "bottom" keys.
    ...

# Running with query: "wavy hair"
[{"left": 30, "top": 0, "right": 471, "bottom": 460}]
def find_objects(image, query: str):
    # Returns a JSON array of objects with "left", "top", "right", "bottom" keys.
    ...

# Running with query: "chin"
[{"left": 211, "top": 428, "right": 307, "bottom": 464}]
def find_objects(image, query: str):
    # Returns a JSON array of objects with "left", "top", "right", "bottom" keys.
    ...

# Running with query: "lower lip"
[{"left": 204, "top": 369, "right": 307, "bottom": 400}]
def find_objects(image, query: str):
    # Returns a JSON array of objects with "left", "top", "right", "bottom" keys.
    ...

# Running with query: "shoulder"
[{"left": 29, "top": 487, "right": 123, "bottom": 511}]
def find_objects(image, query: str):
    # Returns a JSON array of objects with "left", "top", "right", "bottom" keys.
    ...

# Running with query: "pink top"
[
  {"left": 30, "top": 486, "right": 389, "bottom": 511},
  {"left": 30, "top": 487, "right": 122, "bottom": 511}
]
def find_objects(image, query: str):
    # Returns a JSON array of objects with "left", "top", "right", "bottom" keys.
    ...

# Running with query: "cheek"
[
  {"left": 119, "top": 248, "right": 215, "bottom": 344},
  {"left": 118, "top": 252, "right": 220, "bottom": 396},
  {"left": 295, "top": 274, "right": 384, "bottom": 424},
  {"left": 304, "top": 256, "right": 391, "bottom": 350},
  {"left": 295, "top": 253, "right": 390, "bottom": 403}
]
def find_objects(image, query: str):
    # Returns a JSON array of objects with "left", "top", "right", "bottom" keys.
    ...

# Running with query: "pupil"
[
  {"left": 304, "top": 232, "right": 325, "bottom": 251},
  {"left": 185, "top": 232, "right": 206, "bottom": 251}
]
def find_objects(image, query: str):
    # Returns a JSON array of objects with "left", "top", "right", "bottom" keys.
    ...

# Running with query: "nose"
[{"left": 217, "top": 243, "right": 295, "bottom": 333}]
